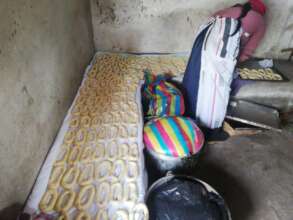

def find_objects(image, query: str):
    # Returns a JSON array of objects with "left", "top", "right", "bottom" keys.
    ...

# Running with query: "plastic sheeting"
[
  {"left": 142, "top": 71, "right": 185, "bottom": 118},
  {"left": 146, "top": 176, "right": 229, "bottom": 220},
  {"left": 23, "top": 52, "right": 189, "bottom": 219}
]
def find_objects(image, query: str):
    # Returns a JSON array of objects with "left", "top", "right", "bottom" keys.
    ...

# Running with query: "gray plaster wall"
[
  {"left": 91, "top": 0, "right": 293, "bottom": 59},
  {"left": 0, "top": 0, "right": 94, "bottom": 217}
]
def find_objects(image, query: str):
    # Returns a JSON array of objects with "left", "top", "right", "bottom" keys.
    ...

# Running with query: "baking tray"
[
  {"left": 236, "top": 59, "right": 289, "bottom": 82},
  {"left": 226, "top": 100, "right": 281, "bottom": 131}
]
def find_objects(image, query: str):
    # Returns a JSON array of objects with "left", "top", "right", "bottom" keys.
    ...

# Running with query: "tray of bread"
[
  {"left": 23, "top": 52, "right": 188, "bottom": 220},
  {"left": 237, "top": 68, "right": 283, "bottom": 81},
  {"left": 236, "top": 59, "right": 288, "bottom": 82}
]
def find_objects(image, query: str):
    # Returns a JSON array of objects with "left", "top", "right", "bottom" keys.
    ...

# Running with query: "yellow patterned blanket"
[{"left": 24, "top": 52, "right": 187, "bottom": 220}]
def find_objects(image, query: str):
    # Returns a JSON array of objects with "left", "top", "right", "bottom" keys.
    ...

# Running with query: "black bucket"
[
  {"left": 144, "top": 142, "right": 204, "bottom": 185},
  {"left": 146, "top": 173, "right": 231, "bottom": 220}
]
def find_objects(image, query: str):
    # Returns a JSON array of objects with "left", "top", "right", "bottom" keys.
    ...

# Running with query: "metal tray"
[
  {"left": 236, "top": 59, "right": 289, "bottom": 82},
  {"left": 226, "top": 100, "right": 281, "bottom": 131}
]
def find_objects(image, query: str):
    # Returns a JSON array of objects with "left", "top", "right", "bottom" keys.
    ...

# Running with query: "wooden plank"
[{"left": 223, "top": 121, "right": 263, "bottom": 137}]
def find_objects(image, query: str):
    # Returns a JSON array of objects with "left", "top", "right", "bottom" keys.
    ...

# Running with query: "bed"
[{"left": 23, "top": 52, "right": 188, "bottom": 220}]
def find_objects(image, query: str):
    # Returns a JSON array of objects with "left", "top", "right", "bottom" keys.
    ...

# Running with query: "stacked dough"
[
  {"left": 238, "top": 68, "right": 283, "bottom": 81},
  {"left": 38, "top": 53, "right": 187, "bottom": 220}
]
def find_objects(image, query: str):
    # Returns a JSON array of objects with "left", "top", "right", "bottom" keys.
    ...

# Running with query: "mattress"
[{"left": 24, "top": 52, "right": 187, "bottom": 219}]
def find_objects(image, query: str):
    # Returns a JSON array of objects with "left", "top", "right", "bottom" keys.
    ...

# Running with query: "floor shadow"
[
  {"left": 145, "top": 145, "right": 255, "bottom": 220},
  {"left": 191, "top": 159, "right": 255, "bottom": 220},
  {"left": 0, "top": 203, "right": 22, "bottom": 220}
]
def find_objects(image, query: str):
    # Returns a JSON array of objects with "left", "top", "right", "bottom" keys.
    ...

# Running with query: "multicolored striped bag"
[
  {"left": 142, "top": 70, "right": 185, "bottom": 118},
  {"left": 143, "top": 116, "right": 204, "bottom": 157}
]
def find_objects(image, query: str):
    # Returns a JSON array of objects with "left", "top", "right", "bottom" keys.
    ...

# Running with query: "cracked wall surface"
[
  {"left": 0, "top": 0, "right": 94, "bottom": 218},
  {"left": 91, "top": 0, "right": 293, "bottom": 59}
]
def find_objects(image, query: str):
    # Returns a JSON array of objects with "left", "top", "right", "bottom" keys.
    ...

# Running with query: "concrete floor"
[{"left": 192, "top": 131, "right": 293, "bottom": 220}]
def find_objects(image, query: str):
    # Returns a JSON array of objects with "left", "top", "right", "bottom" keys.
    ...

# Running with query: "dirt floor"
[{"left": 193, "top": 130, "right": 293, "bottom": 220}]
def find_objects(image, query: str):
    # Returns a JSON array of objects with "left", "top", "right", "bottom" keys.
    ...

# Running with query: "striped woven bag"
[
  {"left": 142, "top": 70, "right": 185, "bottom": 118},
  {"left": 143, "top": 116, "right": 204, "bottom": 157}
]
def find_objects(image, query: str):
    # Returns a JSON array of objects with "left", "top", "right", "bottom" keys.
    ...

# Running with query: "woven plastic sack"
[
  {"left": 142, "top": 70, "right": 185, "bottom": 118},
  {"left": 143, "top": 116, "right": 204, "bottom": 158}
]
